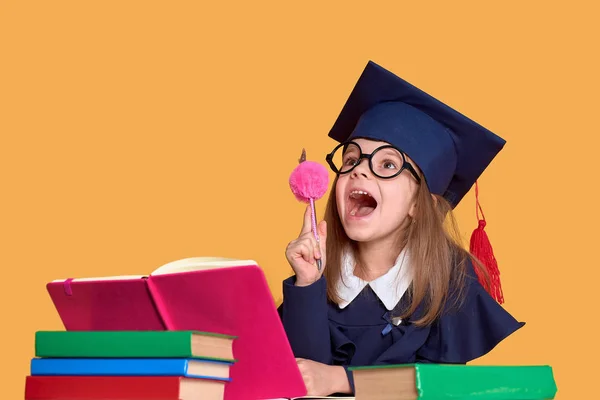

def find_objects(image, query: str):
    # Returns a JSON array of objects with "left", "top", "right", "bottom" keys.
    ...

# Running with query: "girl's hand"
[
  {"left": 285, "top": 205, "right": 327, "bottom": 287},
  {"left": 296, "top": 358, "right": 352, "bottom": 396}
]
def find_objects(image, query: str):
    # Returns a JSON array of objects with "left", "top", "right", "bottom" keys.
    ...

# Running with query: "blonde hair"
[{"left": 323, "top": 175, "right": 490, "bottom": 326}]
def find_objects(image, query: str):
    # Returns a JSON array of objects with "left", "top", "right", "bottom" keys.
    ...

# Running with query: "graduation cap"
[{"left": 327, "top": 60, "right": 505, "bottom": 303}]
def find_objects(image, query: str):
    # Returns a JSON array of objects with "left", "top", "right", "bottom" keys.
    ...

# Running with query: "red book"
[
  {"left": 46, "top": 258, "right": 307, "bottom": 400},
  {"left": 25, "top": 375, "right": 224, "bottom": 399}
]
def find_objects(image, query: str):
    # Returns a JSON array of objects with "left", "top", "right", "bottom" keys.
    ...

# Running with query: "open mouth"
[{"left": 348, "top": 190, "right": 378, "bottom": 217}]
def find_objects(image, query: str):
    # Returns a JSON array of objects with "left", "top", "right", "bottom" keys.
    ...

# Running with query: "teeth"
[{"left": 349, "top": 190, "right": 370, "bottom": 216}]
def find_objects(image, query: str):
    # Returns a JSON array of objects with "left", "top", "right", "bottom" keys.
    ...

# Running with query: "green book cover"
[
  {"left": 348, "top": 364, "right": 557, "bottom": 399},
  {"left": 35, "top": 330, "right": 236, "bottom": 362}
]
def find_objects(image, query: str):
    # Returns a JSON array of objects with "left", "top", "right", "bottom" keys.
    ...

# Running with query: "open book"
[{"left": 46, "top": 257, "right": 307, "bottom": 400}]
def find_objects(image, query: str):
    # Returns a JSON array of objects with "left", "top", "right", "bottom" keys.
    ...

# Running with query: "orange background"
[{"left": 1, "top": 1, "right": 598, "bottom": 398}]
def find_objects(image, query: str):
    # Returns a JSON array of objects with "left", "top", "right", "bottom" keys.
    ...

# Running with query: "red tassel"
[{"left": 469, "top": 181, "right": 504, "bottom": 304}]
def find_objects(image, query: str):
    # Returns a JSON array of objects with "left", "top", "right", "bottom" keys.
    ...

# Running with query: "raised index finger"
[{"left": 299, "top": 205, "right": 312, "bottom": 236}]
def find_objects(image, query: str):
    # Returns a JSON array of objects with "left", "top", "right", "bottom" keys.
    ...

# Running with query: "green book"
[
  {"left": 348, "top": 364, "right": 557, "bottom": 399},
  {"left": 35, "top": 330, "right": 236, "bottom": 362}
]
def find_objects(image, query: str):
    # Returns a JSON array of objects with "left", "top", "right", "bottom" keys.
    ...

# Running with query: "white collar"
[{"left": 335, "top": 247, "right": 412, "bottom": 311}]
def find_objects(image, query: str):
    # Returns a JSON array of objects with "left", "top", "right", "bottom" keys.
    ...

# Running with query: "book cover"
[
  {"left": 46, "top": 277, "right": 166, "bottom": 331},
  {"left": 30, "top": 358, "right": 232, "bottom": 381},
  {"left": 24, "top": 375, "right": 225, "bottom": 399},
  {"left": 35, "top": 330, "right": 235, "bottom": 362}
]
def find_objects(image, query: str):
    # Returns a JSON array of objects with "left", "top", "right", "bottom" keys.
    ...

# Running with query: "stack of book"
[
  {"left": 348, "top": 363, "right": 558, "bottom": 400},
  {"left": 24, "top": 330, "right": 236, "bottom": 400}
]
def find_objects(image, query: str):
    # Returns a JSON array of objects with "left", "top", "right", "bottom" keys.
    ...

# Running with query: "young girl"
[{"left": 278, "top": 61, "right": 524, "bottom": 396}]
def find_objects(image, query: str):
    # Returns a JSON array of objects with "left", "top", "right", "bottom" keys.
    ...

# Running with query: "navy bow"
[{"left": 381, "top": 311, "right": 404, "bottom": 335}]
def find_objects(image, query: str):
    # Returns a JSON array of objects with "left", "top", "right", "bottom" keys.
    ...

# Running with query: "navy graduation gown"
[{"left": 278, "top": 260, "right": 525, "bottom": 393}]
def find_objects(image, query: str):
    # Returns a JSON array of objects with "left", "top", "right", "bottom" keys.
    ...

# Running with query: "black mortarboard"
[{"left": 328, "top": 60, "right": 506, "bottom": 208}]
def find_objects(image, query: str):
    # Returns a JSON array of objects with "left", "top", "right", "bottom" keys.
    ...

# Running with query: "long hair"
[{"left": 323, "top": 175, "right": 491, "bottom": 326}]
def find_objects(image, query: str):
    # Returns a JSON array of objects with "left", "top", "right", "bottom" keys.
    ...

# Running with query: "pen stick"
[
  {"left": 309, "top": 197, "right": 322, "bottom": 271},
  {"left": 289, "top": 148, "right": 329, "bottom": 272}
]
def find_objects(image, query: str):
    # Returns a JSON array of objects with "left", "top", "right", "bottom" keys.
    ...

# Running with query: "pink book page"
[
  {"left": 147, "top": 264, "right": 307, "bottom": 400},
  {"left": 46, "top": 277, "right": 165, "bottom": 331}
]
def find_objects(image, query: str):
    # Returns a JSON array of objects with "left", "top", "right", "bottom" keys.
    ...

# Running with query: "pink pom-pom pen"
[{"left": 289, "top": 149, "right": 330, "bottom": 271}]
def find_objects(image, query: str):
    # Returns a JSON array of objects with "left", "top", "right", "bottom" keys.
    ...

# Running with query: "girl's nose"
[{"left": 351, "top": 158, "right": 370, "bottom": 178}]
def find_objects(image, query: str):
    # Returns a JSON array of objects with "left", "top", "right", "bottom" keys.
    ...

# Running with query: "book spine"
[
  {"left": 146, "top": 276, "right": 177, "bottom": 330},
  {"left": 416, "top": 364, "right": 558, "bottom": 399},
  {"left": 35, "top": 331, "right": 194, "bottom": 358},
  {"left": 30, "top": 358, "right": 193, "bottom": 377},
  {"left": 25, "top": 375, "right": 183, "bottom": 399}
]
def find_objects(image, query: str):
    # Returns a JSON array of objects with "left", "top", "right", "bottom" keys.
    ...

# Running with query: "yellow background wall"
[{"left": 2, "top": 1, "right": 598, "bottom": 398}]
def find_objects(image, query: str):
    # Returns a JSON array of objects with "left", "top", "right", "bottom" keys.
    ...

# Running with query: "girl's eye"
[
  {"left": 343, "top": 156, "right": 358, "bottom": 166},
  {"left": 382, "top": 159, "right": 397, "bottom": 169}
]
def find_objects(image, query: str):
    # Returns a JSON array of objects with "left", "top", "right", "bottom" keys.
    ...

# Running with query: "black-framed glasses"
[{"left": 325, "top": 141, "right": 421, "bottom": 182}]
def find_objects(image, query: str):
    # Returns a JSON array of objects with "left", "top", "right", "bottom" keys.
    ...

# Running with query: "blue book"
[{"left": 30, "top": 358, "right": 232, "bottom": 381}]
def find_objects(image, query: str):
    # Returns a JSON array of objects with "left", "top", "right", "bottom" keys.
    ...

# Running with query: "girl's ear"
[{"left": 408, "top": 200, "right": 418, "bottom": 218}]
